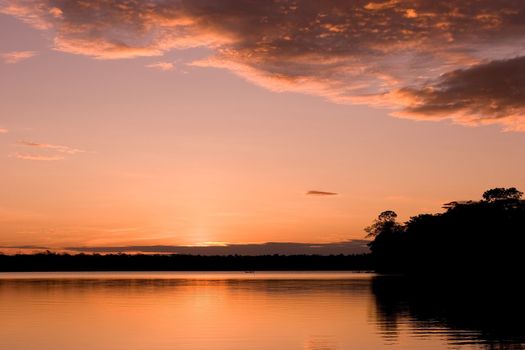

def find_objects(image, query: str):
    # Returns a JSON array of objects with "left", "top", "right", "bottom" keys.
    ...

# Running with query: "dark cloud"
[
  {"left": 0, "top": 245, "right": 50, "bottom": 250},
  {"left": 3, "top": 0, "right": 525, "bottom": 129},
  {"left": 396, "top": 56, "right": 525, "bottom": 130},
  {"left": 306, "top": 190, "right": 339, "bottom": 196},
  {"left": 65, "top": 240, "right": 370, "bottom": 255}
]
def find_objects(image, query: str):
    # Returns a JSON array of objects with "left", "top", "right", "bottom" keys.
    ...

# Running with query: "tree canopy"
[
  {"left": 366, "top": 187, "right": 525, "bottom": 274},
  {"left": 365, "top": 210, "right": 399, "bottom": 238},
  {"left": 482, "top": 187, "right": 523, "bottom": 202}
]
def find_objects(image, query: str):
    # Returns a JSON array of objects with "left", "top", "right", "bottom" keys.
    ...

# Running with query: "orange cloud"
[
  {"left": 364, "top": 0, "right": 400, "bottom": 11},
  {"left": 2, "top": 50, "right": 37, "bottom": 63},
  {"left": 0, "top": 128, "right": 8, "bottom": 133},
  {"left": 3, "top": 0, "right": 525, "bottom": 130}
]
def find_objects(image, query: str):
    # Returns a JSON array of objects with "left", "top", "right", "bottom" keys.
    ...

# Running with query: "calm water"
[{"left": 0, "top": 272, "right": 523, "bottom": 350}]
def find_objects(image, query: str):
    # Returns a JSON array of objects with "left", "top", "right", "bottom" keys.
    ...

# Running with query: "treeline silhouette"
[
  {"left": 367, "top": 187, "right": 525, "bottom": 275},
  {"left": 0, "top": 253, "right": 373, "bottom": 272}
]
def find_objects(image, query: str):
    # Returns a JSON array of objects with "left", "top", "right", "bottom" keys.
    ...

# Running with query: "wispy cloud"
[
  {"left": 1, "top": 50, "right": 37, "bottom": 64},
  {"left": 0, "top": 245, "right": 50, "bottom": 250},
  {"left": 0, "top": 128, "right": 8, "bottom": 134},
  {"left": 12, "top": 141, "right": 85, "bottom": 161},
  {"left": 12, "top": 153, "right": 65, "bottom": 161},
  {"left": 306, "top": 191, "right": 339, "bottom": 196},
  {"left": 364, "top": 0, "right": 400, "bottom": 11},
  {"left": 17, "top": 141, "right": 85, "bottom": 154},
  {"left": 3, "top": 1, "right": 525, "bottom": 130},
  {"left": 146, "top": 61, "right": 175, "bottom": 71}
]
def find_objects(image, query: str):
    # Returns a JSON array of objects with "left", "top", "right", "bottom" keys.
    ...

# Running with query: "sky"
[{"left": 1, "top": 0, "right": 525, "bottom": 253}]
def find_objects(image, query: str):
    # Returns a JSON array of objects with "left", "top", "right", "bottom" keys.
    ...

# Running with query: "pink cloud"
[
  {"left": 17, "top": 141, "right": 85, "bottom": 154},
  {"left": 1, "top": 50, "right": 37, "bottom": 64},
  {"left": 146, "top": 61, "right": 175, "bottom": 71},
  {"left": 12, "top": 141, "right": 85, "bottom": 161},
  {"left": 11, "top": 153, "right": 65, "bottom": 161}
]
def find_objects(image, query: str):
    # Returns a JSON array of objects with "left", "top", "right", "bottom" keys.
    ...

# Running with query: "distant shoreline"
[{"left": 0, "top": 253, "right": 373, "bottom": 272}]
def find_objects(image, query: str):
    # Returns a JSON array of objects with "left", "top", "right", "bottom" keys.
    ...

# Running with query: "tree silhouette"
[
  {"left": 365, "top": 210, "right": 398, "bottom": 237},
  {"left": 366, "top": 187, "right": 525, "bottom": 274},
  {"left": 482, "top": 187, "right": 523, "bottom": 202},
  {"left": 365, "top": 211, "right": 406, "bottom": 272}
]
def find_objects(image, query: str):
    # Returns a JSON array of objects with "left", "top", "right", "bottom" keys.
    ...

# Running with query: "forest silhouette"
[{"left": 366, "top": 187, "right": 525, "bottom": 275}]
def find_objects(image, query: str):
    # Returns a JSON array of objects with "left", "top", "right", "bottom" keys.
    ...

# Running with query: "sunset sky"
[{"left": 1, "top": 0, "right": 525, "bottom": 252}]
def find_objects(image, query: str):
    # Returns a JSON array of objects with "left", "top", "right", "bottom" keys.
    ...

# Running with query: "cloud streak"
[
  {"left": 12, "top": 153, "right": 65, "bottom": 161},
  {"left": 306, "top": 190, "right": 339, "bottom": 196},
  {"left": 0, "top": 128, "right": 8, "bottom": 133},
  {"left": 65, "top": 240, "right": 370, "bottom": 255},
  {"left": 12, "top": 141, "right": 85, "bottom": 161},
  {"left": 1, "top": 50, "right": 37, "bottom": 63},
  {"left": 17, "top": 141, "right": 85, "bottom": 154},
  {"left": 146, "top": 61, "right": 175, "bottom": 71},
  {"left": 3, "top": 0, "right": 525, "bottom": 130}
]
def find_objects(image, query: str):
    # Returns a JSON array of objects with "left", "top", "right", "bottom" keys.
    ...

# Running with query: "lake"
[{"left": 0, "top": 272, "right": 523, "bottom": 350}]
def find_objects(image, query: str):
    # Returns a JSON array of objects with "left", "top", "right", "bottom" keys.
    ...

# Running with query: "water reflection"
[
  {"left": 0, "top": 272, "right": 523, "bottom": 349},
  {"left": 371, "top": 275, "right": 525, "bottom": 349}
]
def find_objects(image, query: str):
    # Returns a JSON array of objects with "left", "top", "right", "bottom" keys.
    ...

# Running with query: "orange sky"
[{"left": 1, "top": 1, "right": 525, "bottom": 251}]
